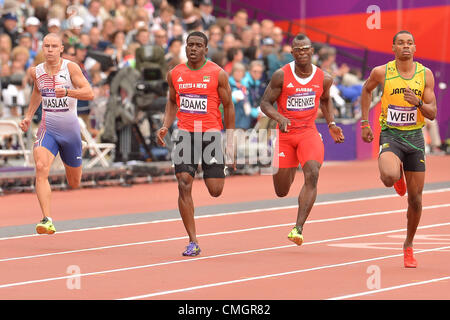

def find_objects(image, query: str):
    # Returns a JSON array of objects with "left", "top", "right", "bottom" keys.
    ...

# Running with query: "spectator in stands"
[
  {"left": 199, "top": 0, "right": 216, "bottom": 31},
  {"left": 17, "top": 33, "right": 36, "bottom": 69},
  {"left": 153, "top": 28, "right": 169, "bottom": 52},
  {"left": 47, "top": 18, "right": 61, "bottom": 35},
  {"left": 152, "top": 5, "right": 177, "bottom": 39},
  {"left": 165, "top": 37, "right": 183, "bottom": 70},
  {"left": 260, "top": 19, "right": 274, "bottom": 39},
  {"left": 224, "top": 47, "right": 244, "bottom": 74},
  {"left": 82, "top": 0, "right": 104, "bottom": 33},
  {"left": 24, "top": 16, "right": 43, "bottom": 53},
  {"left": 0, "top": 13, "right": 20, "bottom": 47},
  {"left": 272, "top": 26, "right": 284, "bottom": 51},
  {"left": 206, "top": 24, "right": 222, "bottom": 59},
  {"left": 230, "top": 9, "right": 248, "bottom": 40},
  {"left": 88, "top": 26, "right": 110, "bottom": 52},
  {"left": 229, "top": 62, "right": 253, "bottom": 130}
]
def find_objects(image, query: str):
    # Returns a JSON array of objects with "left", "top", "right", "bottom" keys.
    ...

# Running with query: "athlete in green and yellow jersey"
[{"left": 360, "top": 31, "right": 437, "bottom": 268}]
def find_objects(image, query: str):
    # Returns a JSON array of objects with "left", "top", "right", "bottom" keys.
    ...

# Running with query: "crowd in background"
[{"left": 0, "top": 0, "right": 381, "bottom": 163}]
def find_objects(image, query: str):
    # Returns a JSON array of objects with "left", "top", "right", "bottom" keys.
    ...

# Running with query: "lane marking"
[
  {"left": 0, "top": 204, "right": 449, "bottom": 263},
  {"left": 1, "top": 222, "right": 449, "bottom": 291},
  {"left": 119, "top": 245, "right": 450, "bottom": 300},
  {"left": 1, "top": 188, "right": 449, "bottom": 242},
  {"left": 328, "top": 276, "right": 450, "bottom": 300}
]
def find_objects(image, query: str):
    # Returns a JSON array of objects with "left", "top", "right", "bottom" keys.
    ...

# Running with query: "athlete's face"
[
  {"left": 42, "top": 35, "right": 63, "bottom": 63},
  {"left": 393, "top": 33, "right": 416, "bottom": 61},
  {"left": 186, "top": 36, "right": 208, "bottom": 63},
  {"left": 291, "top": 39, "right": 313, "bottom": 66}
]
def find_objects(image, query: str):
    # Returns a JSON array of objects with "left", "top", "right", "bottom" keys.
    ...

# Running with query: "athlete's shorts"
[
  {"left": 273, "top": 128, "right": 324, "bottom": 168},
  {"left": 173, "top": 130, "right": 225, "bottom": 178},
  {"left": 34, "top": 126, "right": 82, "bottom": 167},
  {"left": 379, "top": 128, "right": 425, "bottom": 172}
]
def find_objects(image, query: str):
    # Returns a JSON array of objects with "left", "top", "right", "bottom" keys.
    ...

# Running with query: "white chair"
[
  {"left": 78, "top": 117, "right": 115, "bottom": 168},
  {"left": 0, "top": 120, "right": 32, "bottom": 166}
]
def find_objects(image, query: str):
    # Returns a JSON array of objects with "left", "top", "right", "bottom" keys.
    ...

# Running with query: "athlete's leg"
[
  {"left": 403, "top": 170, "right": 425, "bottom": 249},
  {"left": 64, "top": 164, "right": 82, "bottom": 189},
  {"left": 176, "top": 171, "right": 198, "bottom": 243},
  {"left": 273, "top": 167, "right": 297, "bottom": 197},
  {"left": 204, "top": 177, "right": 225, "bottom": 197},
  {"left": 295, "top": 160, "right": 321, "bottom": 230},
  {"left": 378, "top": 151, "right": 402, "bottom": 187},
  {"left": 34, "top": 146, "right": 56, "bottom": 219}
]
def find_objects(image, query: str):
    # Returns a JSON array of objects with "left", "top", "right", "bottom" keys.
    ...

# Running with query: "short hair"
[
  {"left": 393, "top": 30, "right": 414, "bottom": 44},
  {"left": 293, "top": 33, "right": 310, "bottom": 44},
  {"left": 186, "top": 31, "right": 208, "bottom": 47}
]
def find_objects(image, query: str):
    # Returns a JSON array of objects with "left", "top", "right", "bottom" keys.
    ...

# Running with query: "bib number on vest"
[
  {"left": 286, "top": 92, "right": 316, "bottom": 111},
  {"left": 387, "top": 105, "right": 417, "bottom": 127},
  {"left": 179, "top": 93, "right": 208, "bottom": 114}
]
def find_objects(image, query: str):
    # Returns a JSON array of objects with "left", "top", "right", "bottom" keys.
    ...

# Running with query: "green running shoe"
[
  {"left": 36, "top": 217, "right": 56, "bottom": 235},
  {"left": 288, "top": 226, "right": 303, "bottom": 246}
]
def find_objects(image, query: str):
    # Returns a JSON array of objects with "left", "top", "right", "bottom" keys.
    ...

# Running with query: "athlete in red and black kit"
[
  {"left": 260, "top": 34, "right": 344, "bottom": 245},
  {"left": 157, "top": 31, "right": 235, "bottom": 256}
]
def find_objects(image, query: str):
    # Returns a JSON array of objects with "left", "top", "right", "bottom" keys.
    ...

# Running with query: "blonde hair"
[{"left": 11, "top": 46, "right": 30, "bottom": 62}]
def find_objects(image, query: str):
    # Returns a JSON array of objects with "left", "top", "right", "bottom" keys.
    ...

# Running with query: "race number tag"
[
  {"left": 286, "top": 92, "right": 316, "bottom": 111},
  {"left": 179, "top": 93, "right": 208, "bottom": 114},
  {"left": 386, "top": 105, "right": 417, "bottom": 127},
  {"left": 42, "top": 96, "right": 70, "bottom": 112}
]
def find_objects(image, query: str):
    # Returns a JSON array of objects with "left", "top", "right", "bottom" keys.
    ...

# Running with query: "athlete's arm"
[
  {"left": 217, "top": 69, "right": 236, "bottom": 167},
  {"left": 64, "top": 62, "right": 94, "bottom": 100},
  {"left": 404, "top": 68, "right": 437, "bottom": 120},
  {"left": 19, "top": 67, "right": 41, "bottom": 133},
  {"left": 320, "top": 73, "right": 344, "bottom": 143},
  {"left": 157, "top": 70, "right": 178, "bottom": 147},
  {"left": 218, "top": 69, "right": 235, "bottom": 131},
  {"left": 260, "top": 69, "right": 290, "bottom": 132},
  {"left": 360, "top": 65, "right": 384, "bottom": 143}
]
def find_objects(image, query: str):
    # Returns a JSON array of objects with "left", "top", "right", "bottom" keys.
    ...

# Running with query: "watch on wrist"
[{"left": 416, "top": 99, "right": 423, "bottom": 108}]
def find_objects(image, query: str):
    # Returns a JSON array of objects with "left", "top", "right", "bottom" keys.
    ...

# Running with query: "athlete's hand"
[
  {"left": 361, "top": 127, "right": 374, "bottom": 143},
  {"left": 278, "top": 116, "right": 291, "bottom": 133},
  {"left": 403, "top": 86, "right": 420, "bottom": 106},
  {"left": 54, "top": 87, "right": 68, "bottom": 98},
  {"left": 329, "top": 125, "right": 345, "bottom": 143},
  {"left": 19, "top": 117, "right": 31, "bottom": 133},
  {"left": 156, "top": 126, "right": 168, "bottom": 147}
]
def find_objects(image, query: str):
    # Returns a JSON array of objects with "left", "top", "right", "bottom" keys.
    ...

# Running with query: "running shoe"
[
  {"left": 403, "top": 247, "right": 417, "bottom": 268},
  {"left": 182, "top": 242, "right": 201, "bottom": 256},
  {"left": 36, "top": 217, "right": 56, "bottom": 235},
  {"left": 288, "top": 226, "right": 304, "bottom": 246},
  {"left": 394, "top": 165, "right": 406, "bottom": 196}
]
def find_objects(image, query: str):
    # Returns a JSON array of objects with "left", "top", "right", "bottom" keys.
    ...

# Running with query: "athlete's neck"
[
  {"left": 187, "top": 58, "right": 207, "bottom": 71},
  {"left": 395, "top": 58, "right": 414, "bottom": 74},
  {"left": 45, "top": 58, "right": 62, "bottom": 75},
  {"left": 294, "top": 63, "right": 313, "bottom": 78}
]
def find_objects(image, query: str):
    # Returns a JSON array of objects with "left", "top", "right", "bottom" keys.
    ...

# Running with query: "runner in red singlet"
[
  {"left": 156, "top": 31, "right": 235, "bottom": 257},
  {"left": 260, "top": 34, "right": 344, "bottom": 246}
]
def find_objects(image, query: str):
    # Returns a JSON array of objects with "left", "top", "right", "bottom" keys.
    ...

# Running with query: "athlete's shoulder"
[{"left": 369, "top": 64, "right": 387, "bottom": 81}]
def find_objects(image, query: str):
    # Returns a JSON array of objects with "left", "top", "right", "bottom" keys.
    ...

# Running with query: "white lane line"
[
  {"left": 119, "top": 245, "right": 450, "bottom": 300},
  {"left": 328, "top": 276, "right": 450, "bottom": 300},
  {"left": 1, "top": 188, "right": 449, "bottom": 242},
  {"left": 1, "top": 222, "right": 450, "bottom": 291},
  {"left": 1, "top": 204, "right": 449, "bottom": 263}
]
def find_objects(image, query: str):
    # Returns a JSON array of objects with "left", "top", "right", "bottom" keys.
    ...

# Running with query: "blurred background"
[{"left": 0, "top": 0, "right": 448, "bottom": 194}]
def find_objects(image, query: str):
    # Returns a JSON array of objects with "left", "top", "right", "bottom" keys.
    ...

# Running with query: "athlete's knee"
[
  {"left": 303, "top": 165, "right": 320, "bottom": 187},
  {"left": 67, "top": 177, "right": 81, "bottom": 189},
  {"left": 380, "top": 173, "right": 396, "bottom": 187},
  {"left": 208, "top": 187, "right": 223, "bottom": 197},
  {"left": 274, "top": 185, "right": 290, "bottom": 197},
  {"left": 407, "top": 194, "right": 422, "bottom": 212},
  {"left": 35, "top": 160, "right": 50, "bottom": 177},
  {"left": 177, "top": 177, "right": 193, "bottom": 197}
]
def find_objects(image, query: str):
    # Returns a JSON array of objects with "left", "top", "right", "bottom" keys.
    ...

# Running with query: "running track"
[{"left": 0, "top": 155, "right": 449, "bottom": 300}]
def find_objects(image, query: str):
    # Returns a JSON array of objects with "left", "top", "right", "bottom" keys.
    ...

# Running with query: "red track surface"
[{"left": 0, "top": 155, "right": 449, "bottom": 300}]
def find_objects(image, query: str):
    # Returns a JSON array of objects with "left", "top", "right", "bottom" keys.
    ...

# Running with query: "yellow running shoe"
[
  {"left": 36, "top": 217, "right": 56, "bottom": 235},
  {"left": 288, "top": 226, "right": 303, "bottom": 246}
]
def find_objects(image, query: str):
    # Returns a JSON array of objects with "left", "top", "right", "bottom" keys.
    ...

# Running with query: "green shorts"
[{"left": 379, "top": 128, "right": 425, "bottom": 172}]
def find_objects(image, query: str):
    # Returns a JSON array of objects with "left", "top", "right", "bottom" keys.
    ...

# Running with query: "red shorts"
[{"left": 273, "top": 128, "right": 324, "bottom": 168}]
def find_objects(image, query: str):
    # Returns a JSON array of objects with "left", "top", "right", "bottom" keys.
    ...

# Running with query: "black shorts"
[
  {"left": 379, "top": 128, "right": 425, "bottom": 172},
  {"left": 172, "top": 130, "right": 225, "bottom": 178}
]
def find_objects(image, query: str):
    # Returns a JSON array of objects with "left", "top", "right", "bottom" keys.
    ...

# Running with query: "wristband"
[{"left": 328, "top": 121, "right": 336, "bottom": 128}]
